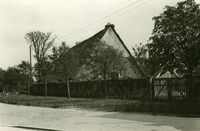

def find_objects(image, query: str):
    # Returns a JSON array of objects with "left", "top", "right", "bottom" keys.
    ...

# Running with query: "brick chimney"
[{"left": 105, "top": 23, "right": 115, "bottom": 29}]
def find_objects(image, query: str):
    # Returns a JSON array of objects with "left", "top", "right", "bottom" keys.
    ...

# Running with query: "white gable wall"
[
  {"left": 101, "top": 27, "right": 130, "bottom": 57},
  {"left": 101, "top": 27, "right": 143, "bottom": 78}
]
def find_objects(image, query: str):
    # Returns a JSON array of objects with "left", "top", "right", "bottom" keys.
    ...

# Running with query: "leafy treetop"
[{"left": 148, "top": 0, "right": 200, "bottom": 76}]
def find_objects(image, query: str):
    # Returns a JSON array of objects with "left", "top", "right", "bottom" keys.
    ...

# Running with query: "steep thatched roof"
[
  {"left": 70, "top": 24, "right": 146, "bottom": 78},
  {"left": 71, "top": 29, "right": 107, "bottom": 54}
]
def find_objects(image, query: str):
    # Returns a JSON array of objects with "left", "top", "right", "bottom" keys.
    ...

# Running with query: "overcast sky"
[{"left": 0, "top": 0, "right": 200, "bottom": 69}]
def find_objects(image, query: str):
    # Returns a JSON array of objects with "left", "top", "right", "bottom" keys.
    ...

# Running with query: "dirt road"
[{"left": 0, "top": 103, "right": 199, "bottom": 131}]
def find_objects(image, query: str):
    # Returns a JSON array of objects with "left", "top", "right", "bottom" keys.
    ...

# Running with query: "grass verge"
[{"left": 0, "top": 94, "right": 200, "bottom": 117}]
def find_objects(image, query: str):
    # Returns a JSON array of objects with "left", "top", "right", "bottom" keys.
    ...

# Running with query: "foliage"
[
  {"left": 193, "top": 65, "right": 200, "bottom": 76},
  {"left": 17, "top": 61, "right": 30, "bottom": 80},
  {"left": 132, "top": 43, "right": 148, "bottom": 62},
  {"left": 33, "top": 58, "right": 53, "bottom": 82},
  {"left": 0, "top": 68, "right": 5, "bottom": 81},
  {"left": 49, "top": 42, "right": 79, "bottom": 98},
  {"left": 132, "top": 43, "right": 161, "bottom": 76},
  {"left": 4, "top": 67, "right": 20, "bottom": 84},
  {"left": 132, "top": 43, "right": 150, "bottom": 75},
  {"left": 3, "top": 67, "right": 21, "bottom": 92},
  {"left": 0, "top": 68, "right": 5, "bottom": 91},
  {"left": 3, "top": 61, "right": 32, "bottom": 92},
  {"left": 89, "top": 41, "right": 126, "bottom": 80},
  {"left": 148, "top": 0, "right": 200, "bottom": 77},
  {"left": 50, "top": 42, "right": 70, "bottom": 61},
  {"left": 25, "top": 31, "right": 56, "bottom": 82},
  {"left": 49, "top": 42, "right": 79, "bottom": 81}
]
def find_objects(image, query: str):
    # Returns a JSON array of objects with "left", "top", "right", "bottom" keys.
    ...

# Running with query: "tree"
[
  {"left": 25, "top": 31, "right": 56, "bottom": 96},
  {"left": 25, "top": 31, "right": 56, "bottom": 83},
  {"left": 132, "top": 43, "right": 161, "bottom": 76},
  {"left": 132, "top": 43, "right": 148, "bottom": 63},
  {"left": 89, "top": 41, "right": 126, "bottom": 99},
  {"left": 148, "top": 0, "right": 200, "bottom": 99},
  {"left": 2, "top": 62, "right": 31, "bottom": 93},
  {"left": 0, "top": 68, "right": 5, "bottom": 81},
  {"left": 132, "top": 43, "right": 149, "bottom": 75},
  {"left": 3, "top": 67, "right": 21, "bottom": 92},
  {"left": 148, "top": 0, "right": 200, "bottom": 76},
  {"left": 17, "top": 61, "right": 31, "bottom": 94},
  {"left": 17, "top": 61, "right": 30, "bottom": 79},
  {"left": 50, "top": 42, "right": 79, "bottom": 98},
  {"left": 0, "top": 68, "right": 5, "bottom": 92}
]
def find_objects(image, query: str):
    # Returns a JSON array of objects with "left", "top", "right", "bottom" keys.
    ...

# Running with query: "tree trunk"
[
  {"left": 38, "top": 60, "right": 42, "bottom": 82},
  {"left": 44, "top": 76, "right": 47, "bottom": 97},
  {"left": 28, "top": 82, "right": 30, "bottom": 95},
  {"left": 28, "top": 80, "right": 30, "bottom": 95},
  {"left": 66, "top": 74, "right": 70, "bottom": 99}
]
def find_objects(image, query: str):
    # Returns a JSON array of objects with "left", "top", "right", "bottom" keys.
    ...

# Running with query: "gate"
[{"left": 152, "top": 78, "right": 187, "bottom": 101}]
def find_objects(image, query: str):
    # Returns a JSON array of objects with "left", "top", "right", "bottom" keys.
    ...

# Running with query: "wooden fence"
[
  {"left": 0, "top": 80, "right": 28, "bottom": 94},
  {"left": 31, "top": 79, "right": 150, "bottom": 100},
  {"left": 25, "top": 76, "right": 200, "bottom": 101},
  {"left": 152, "top": 77, "right": 200, "bottom": 101}
]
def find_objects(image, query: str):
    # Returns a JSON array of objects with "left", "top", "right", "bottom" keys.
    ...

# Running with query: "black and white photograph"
[{"left": 0, "top": 0, "right": 200, "bottom": 130}]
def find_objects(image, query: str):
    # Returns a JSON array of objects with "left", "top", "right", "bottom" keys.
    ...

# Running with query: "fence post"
[
  {"left": 167, "top": 79, "right": 172, "bottom": 101},
  {"left": 27, "top": 80, "right": 30, "bottom": 95},
  {"left": 44, "top": 81, "right": 47, "bottom": 97},
  {"left": 151, "top": 78, "right": 155, "bottom": 101},
  {"left": 105, "top": 80, "right": 108, "bottom": 100},
  {"left": 66, "top": 74, "right": 71, "bottom": 99},
  {"left": 17, "top": 81, "right": 20, "bottom": 95}
]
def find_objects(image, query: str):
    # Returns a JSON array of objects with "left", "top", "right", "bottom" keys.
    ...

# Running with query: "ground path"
[{"left": 0, "top": 103, "right": 200, "bottom": 131}]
